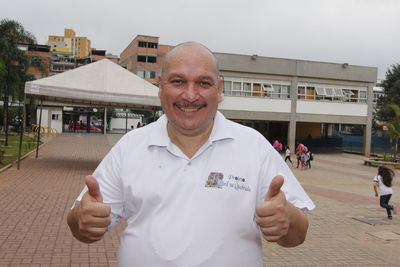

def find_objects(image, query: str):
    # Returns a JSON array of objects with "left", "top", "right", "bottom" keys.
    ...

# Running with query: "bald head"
[{"left": 161, "top": 42, "right": 219, "bottom": 79}]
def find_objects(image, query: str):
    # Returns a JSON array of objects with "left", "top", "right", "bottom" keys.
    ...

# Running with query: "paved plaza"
[{"left": 0, "top": 133, "right": 399, "bottom": 267}]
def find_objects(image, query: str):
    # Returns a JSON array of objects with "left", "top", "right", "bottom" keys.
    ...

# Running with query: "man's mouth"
[{"left": 174, "top": 102, "right": 206, "bottom": 112}]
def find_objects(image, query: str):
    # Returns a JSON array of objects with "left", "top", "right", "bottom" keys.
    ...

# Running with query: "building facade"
[
  {"left": 119, "top": 35, "right": 172, "bottom": 85},
  {"left": 215, "top": 53, "right": 376, "bottom": 155},
  {"left": 119, "top": 35, "right": 377, "bottom": 155},
  {"left": 47, "top": 29, "right": 92, "bottom": 59}
]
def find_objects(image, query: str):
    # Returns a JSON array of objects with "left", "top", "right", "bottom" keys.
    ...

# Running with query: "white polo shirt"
[{"left": 76, "top": 111, "right": 315, "bottom": 267}]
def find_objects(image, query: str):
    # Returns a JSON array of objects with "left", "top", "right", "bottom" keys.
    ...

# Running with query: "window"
[
  {"left": 262, "top": 84, "right": 274, "bottom": 97},
  {"left": 138, "top": 41, "right": 146, "bottom": 47},
  {"left": 315, "top": 88, "right": 326, "bottom": 96},
  {"left": 359, "top": 90, "right": 367, "bottom": 103},
  {"left": 149, "top": 71, "right": 156, "bottom": 79},
  {"left": 137, "top": 70, "right": 145, "bottom": 78},
  {"left": 243, "top": 82, "right": 251, "bottom": 96},
  {"left": 297, "top": 86, "right": 316, "bottom": 100},
  {"left": 221, "top": 79, "right": 290, "bottom": 99},
  {"left": 51, "top": 114, "right": 59, "bottom": 120},
  {"left": 137, "top": 55, "right": 146, "bottom": 62},
  {"left": 147, "top": 56, "right": 157, "bottom": 63},
  {"left": 272, "top": 84, "right": 281, "bottom": 98},
  {"left": 306, "top": 87, "right": 315, "bottom": 100},
  {"left": 315, "top": 87, "right": 326, "bottom": 100},
  {"left": 342, "top": 89, "right": 354, "bottom": 102},
  {"left": 252, "top": 83, "right": 263, "bottom": 97},
  {"left": 281, "top": 85, "right": 290, "bottom": 99},
  {"left": 223, "top": 81, "right": 232, "bottom": 95},
  {"left": 232, "top": 82, "right": 241, "bottom": 96},
  {"left": 325, "top": 88, "right": 334, "bottom": 97},
  {"left": 148, "top": 42, "right": 158, "bottom": 49},
  {"left": 297, "top": 86, "right": 306, "bottom": 99}
]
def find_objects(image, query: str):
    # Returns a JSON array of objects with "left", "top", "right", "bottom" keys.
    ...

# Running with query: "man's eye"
[
  {"left": 170, "top": 80, "right": 184, "bottom": 85},
  {"left": 198, "top": 81, "right": 213, "bottom": 88}
]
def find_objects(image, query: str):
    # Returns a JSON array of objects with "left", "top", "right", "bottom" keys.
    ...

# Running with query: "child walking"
[
  {"left": 300, "top": 151, "right": 306, "bottom": 169},
  {"left": 284, "top": 146, "right": 293, "bottom": 166},
  {"left": 373, "top": 165, "right": 397, "bottom": 219}
]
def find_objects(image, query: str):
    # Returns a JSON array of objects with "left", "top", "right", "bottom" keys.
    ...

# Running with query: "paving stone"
[
  {"left": 366, "top": 231, "right": 400, "bottom": 241},
  {"left": 1, "top": 134, "right": 400, "bottom": 266}
]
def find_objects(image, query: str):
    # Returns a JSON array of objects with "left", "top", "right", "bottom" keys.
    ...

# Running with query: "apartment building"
[
  {"left": 47, "top": 29, "right": 92, "bottom": 59},
  {"left": 119, "top": 35, "right": 377, "bottom": 154},
  {"left": 119, "top": 35, "right": 172, "bottom": 85}
]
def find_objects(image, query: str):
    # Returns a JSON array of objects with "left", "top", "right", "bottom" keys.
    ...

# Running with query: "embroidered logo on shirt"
[
  {"left": 205, "top": 172, "right": 224, "bottom": 188},
  {"left": 205, "top": 172, "right": 251, "bottom": 192}
]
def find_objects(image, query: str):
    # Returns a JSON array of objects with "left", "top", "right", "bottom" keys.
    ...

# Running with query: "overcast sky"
[{"left": 1, "top": 0, "right": 399, "bottom": 78}]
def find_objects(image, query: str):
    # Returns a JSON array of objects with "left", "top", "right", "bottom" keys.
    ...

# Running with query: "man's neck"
[{"left": 167, "top": 123, "right": 213, "bottom": 159}]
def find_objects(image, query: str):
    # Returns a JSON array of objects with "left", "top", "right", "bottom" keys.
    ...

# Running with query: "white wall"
[
  {"left": 36, "top": 109, "right": 49, "bottom": 127},
  {"left": 110, "top": 118, "right": 142, "bottom": 130},
  {"left": 296, "top": 101, "right": 368, "bottom": 116},
  {"left": 36, "top": 107, "right": 63, "bottom": 133},
  {"left": 219, "top": 96, "right": 291, "bottom": 113}
]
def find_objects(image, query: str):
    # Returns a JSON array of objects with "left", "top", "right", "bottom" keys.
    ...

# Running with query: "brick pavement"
[{"left": 0, "top": 134, "right": 399, "bottom": 266}]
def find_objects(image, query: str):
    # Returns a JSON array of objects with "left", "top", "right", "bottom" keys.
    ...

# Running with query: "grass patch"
[{"left": 0, "top": 133, "right": 42, "bottom": 168}]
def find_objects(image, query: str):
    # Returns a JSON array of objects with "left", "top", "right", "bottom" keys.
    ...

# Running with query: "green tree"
[
  {"left": 0, "top": 19, "right": 41, "bottom": 146},
  {"left": 383, "top": 104, "right": 400, "bottom": 161},
  {"left": 376, "top": 64, "right": 400, "bottom": 122}
]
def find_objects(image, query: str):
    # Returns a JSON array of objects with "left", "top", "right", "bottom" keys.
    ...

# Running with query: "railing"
[{"left": 31, "top": 124, "right": 59, "bottom": 136}]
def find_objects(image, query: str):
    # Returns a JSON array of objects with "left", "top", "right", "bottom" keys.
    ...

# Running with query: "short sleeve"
[
  {"left": 75, "top": 136, "right": 128, "bottom": 229},
  {"left": 258, "top": 145, "right": 315, "bottom": 211}
]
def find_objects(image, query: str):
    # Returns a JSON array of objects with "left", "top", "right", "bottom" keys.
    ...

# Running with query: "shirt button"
[{"left": 188, "top": 162, "right": 192, "bottom": 166}]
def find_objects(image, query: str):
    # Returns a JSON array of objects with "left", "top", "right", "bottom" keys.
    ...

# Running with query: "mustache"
[{"left": 173, "top": 102, "right": 207, "bottom": 109}]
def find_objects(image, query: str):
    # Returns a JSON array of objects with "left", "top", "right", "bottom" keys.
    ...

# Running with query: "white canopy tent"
[
  {"left": 24, "top": 58, "right": 161, "bottom": 109},
  {"left": 21, "top": 59, "right": 162, "bottom": 163}
]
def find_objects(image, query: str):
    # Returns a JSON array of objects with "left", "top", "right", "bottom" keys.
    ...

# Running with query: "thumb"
[
  {"left": 265, "top": 175, "right": 284, "bottom": 201},
  {"left": 85, "top": 175, "right": 103, "bottom": 202}
]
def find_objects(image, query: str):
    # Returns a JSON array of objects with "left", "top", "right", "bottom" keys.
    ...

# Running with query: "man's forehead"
[{"left": 162, "top": 42, "right": 219, "bottom": 76}]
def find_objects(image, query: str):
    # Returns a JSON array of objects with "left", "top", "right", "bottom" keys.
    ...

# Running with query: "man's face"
[{"left": 158, "top": 46, "right": 223, "bottom": 136}]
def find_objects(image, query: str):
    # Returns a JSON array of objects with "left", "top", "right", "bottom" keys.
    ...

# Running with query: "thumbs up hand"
[
  {"left": 74, "top": 175, "right": 111, "bottom": 243},
  {"left": 256, "top": 175, "right": 291, "bottom": 243}
]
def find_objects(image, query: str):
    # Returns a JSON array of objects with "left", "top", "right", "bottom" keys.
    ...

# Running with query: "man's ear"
[
  {"left": 217, "top": 78, "right": 224, "bottom": 103},
  {"left": 157, "top": 75, "right": 163, "bottom": 98}
]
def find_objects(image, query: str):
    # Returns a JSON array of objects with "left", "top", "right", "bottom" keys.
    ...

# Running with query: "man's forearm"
[{"left": 277, "top": 203, "right": 309, "bottom": 247}]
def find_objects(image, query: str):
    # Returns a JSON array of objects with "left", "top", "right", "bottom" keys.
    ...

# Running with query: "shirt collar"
[{"left": 148, "top": 111, "right": 234, "bottom": 147}]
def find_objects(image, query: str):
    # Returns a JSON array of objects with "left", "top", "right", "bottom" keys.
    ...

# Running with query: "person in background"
[
  {"left": 373, "top": 165, "right": 397, "bottom": 219},
  {"left": 296, "top": 142, "right": 304, "bottom": 168},
  {"left": 273, "top": 139, "right": 281, "bottom": 152},
  {"left": 284, "top": 145, "right": 293, "bottom": 166},
  {"left": 306, "top": 148, "right": 313, "bottom": 169}
]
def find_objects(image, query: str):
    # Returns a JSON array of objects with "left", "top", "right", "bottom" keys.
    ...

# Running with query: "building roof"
[
  {"left": 214, "top": 52, "right": 378, "bottom": 83},
  {"left": 25, "top": 59, "right": 160, "bottom": 109}
]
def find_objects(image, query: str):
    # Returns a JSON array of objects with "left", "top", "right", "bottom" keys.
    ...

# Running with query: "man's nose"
[{"left": 182, "top": 82, "right": 199, "bottom": 101}]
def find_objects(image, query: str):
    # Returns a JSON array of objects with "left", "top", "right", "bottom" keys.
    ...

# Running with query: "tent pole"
[
  {"left": 103, "top": 107, "right": 107, "bottom": 135},
  {"left": 35, "top": 98, "right": 43, "bottom": 158},
  {"left": 125, "top": 107, "right": 128, "bottom": 133},
  {"left": 17, "top": 93, "right": 26, "bottom": 170}
]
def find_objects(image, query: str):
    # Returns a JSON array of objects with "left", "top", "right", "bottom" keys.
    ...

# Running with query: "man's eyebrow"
[{"left": 164, "top": 73, "right": 184, "bottom": 79}]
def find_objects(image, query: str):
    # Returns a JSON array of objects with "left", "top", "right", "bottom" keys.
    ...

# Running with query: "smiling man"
[{"left": 67, "top": 42, "right": 315, "bottom": 267}]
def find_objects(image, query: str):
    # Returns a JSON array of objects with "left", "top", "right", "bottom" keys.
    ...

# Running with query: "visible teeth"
[{"left": 180, "top": 108, "right": 198, "bottom": 112}]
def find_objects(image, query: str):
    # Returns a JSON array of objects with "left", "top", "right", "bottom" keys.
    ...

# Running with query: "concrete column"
[
  {"left": 288, "top": 76, "right": 298, "bottom": 152},
  {"left": 327, "top": 124, "right": 334, "bottom": 137},
  {"left": 363, "top": 82, "right": 374, "bottom": 156}
]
